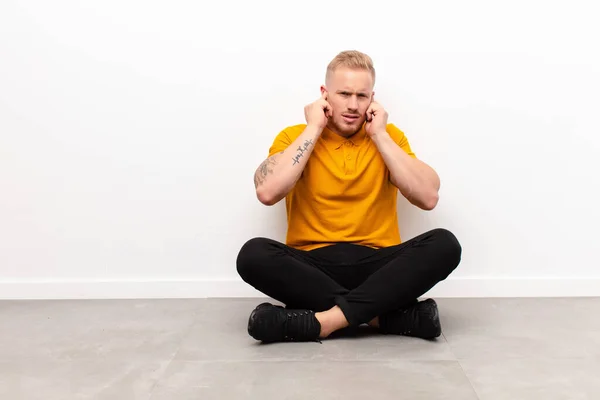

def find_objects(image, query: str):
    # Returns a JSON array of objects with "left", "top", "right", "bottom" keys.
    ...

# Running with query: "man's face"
[{"left": 321, "top": 67, "right": 374, "bottom": 137}]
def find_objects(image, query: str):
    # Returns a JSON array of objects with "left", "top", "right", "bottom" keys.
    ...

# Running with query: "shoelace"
[
  {"left": 383, "top": 306, "right": 421, "bottom": 335},
  {"left": 283, "top": 310, "right": 322, "bottom": 344},
  {"left": 403, "top": 307, "right": 419, "bottom": 335}
]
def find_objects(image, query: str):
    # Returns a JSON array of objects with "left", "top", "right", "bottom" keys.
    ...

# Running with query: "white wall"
[{"left": 1, "top": 0, "right": 599, "bottom": 299}]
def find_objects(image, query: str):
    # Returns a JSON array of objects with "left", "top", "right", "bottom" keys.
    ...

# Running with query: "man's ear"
[{"left": 320, "top": 85, "right": 328, "bottom": 98}]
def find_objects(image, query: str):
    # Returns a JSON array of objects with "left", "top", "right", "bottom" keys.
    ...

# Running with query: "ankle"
[
  {"left": 314, "top": 312, "right": 332, "bottom": 338},
  {"left": 315, "top": 306, "right": 349, "bottom": 338},
  {"left": 368, "top": 316, "right": 379, "bottom": 328}
]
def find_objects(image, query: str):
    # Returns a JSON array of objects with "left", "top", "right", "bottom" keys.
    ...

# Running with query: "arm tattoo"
[
  {"left": 292, "top": 139, "right": 314, "bottom": 166},
  {"left": 254, "top": 153, "right": 281, "bottom": 188}
]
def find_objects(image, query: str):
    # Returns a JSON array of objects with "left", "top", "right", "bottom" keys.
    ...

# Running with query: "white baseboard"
[{"left": 0, "top": 277, "right": 599, "bottom": 300}]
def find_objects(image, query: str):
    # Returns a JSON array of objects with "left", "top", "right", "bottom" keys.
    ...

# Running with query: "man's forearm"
[
  {"left": 254, "top": 125, "right": 323, "bottom": 205},
  {"left": 371, "top": 132, "right": 440, "bottom": 210}
]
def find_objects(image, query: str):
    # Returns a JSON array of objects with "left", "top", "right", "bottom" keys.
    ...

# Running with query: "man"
[{"left": 236, "top": 50, "right": 461, "bottom": 343}]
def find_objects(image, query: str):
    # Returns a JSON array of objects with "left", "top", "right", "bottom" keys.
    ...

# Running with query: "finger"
[
  {"left": 322, "top": 102, "right": 332, "bottom": 118},
  {"left": 365, "top": 105, "right": 374, "bottom": 121}
]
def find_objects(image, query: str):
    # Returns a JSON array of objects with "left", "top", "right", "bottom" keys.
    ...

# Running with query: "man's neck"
[{"left": 325, "top": 122, "right": 361, "bottom": 139}]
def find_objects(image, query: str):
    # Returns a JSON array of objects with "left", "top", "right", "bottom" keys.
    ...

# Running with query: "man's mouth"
[{"left": 342, "top": 114, "right": 360, "bottom": 123}]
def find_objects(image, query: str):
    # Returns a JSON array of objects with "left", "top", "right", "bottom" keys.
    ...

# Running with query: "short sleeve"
[
  {"left": 267, "top": 125, "right": 304, "bottom": 157},
  {"left": 386, "top": 123, "right": 417, "bottom": 159},
  {"left": 268, "top": 130, "right": 291, "bottom": 157}
]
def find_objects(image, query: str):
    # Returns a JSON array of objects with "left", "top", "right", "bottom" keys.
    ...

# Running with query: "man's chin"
[{"left": 331, "top": 120, "right": 363, "bottom": 137}]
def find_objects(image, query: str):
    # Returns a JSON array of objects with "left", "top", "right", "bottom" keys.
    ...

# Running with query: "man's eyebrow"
[{"left": 336, "top": 90, "right": 368, "bottom": 95}]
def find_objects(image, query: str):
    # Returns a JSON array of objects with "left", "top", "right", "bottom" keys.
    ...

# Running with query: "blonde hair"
[{"left": 326, "top": 50, "right": 376, "bottom": 84}]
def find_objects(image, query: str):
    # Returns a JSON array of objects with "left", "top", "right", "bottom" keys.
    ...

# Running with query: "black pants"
[{"left": 236, "top": 228, "right": 461, "bottom": 327}]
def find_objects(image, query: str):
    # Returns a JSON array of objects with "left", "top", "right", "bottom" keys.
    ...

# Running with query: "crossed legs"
[{"left": 237, "top": 229, "right": 462, "bottom": 339}]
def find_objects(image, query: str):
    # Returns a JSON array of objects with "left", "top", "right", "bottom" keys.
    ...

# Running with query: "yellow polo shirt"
[{"left": 268, "top": 122, "right": 416, "bottom": 251}]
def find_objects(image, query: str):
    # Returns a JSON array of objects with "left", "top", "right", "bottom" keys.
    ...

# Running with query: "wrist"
[
  {"left": 306, "top": 124, "right": 325, "bottom": 135},
  {"left": 370, "top": 130, "right": 391, "bottom": 145}
]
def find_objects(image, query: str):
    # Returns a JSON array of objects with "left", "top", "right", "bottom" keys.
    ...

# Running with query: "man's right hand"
[
  {"left": 255, "top": 100, "right": 327, "bottom": 205},
  {"left": 304, "top": 93, "right": 332, "bottom": 129}
]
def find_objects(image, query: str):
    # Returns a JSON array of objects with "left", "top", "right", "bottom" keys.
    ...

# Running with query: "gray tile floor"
[{"left": 1, "top": 297, "right": 599, "bottom": 399}]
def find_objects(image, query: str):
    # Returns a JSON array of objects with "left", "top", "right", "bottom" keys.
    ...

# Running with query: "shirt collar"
[{"left": 321, "top": 122, "right": 368, "bottom": 150}]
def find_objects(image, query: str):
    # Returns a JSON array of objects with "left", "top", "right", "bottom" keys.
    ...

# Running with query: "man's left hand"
[{"left": 365, "top": 100, "right": 388, "bottom": 138}]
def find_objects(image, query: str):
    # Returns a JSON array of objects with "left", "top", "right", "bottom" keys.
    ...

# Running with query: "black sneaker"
[
  {"left": 378, "top": 299, "right": 441, "bottom": 339},
  {"left": 247, "top": 303, "right": 322, "bottom": 343}
]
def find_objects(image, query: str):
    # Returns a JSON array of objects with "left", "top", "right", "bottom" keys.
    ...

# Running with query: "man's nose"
[{"left": 347, "top": 95, "right": 358, "bottom": 111}]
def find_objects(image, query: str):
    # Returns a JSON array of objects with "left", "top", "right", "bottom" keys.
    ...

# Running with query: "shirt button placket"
[{"left": 343, "top": 141, "right": 353, "bottom": 174}]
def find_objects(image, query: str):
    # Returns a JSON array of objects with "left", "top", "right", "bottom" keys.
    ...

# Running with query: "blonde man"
[{"left": 237, "top": 50, "right": 461, "bottom": 343}]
